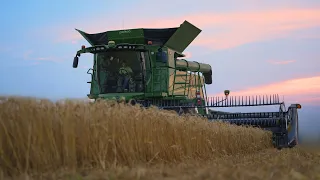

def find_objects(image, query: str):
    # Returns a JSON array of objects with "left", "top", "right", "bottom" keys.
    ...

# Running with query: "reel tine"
[
  {"left": 232, "top": 96, "right": 234, "bottom": 107},
  {"left": 269, "top": 95, "right": 271, "bottom": 104},
  {"left": 205, "top": 93, "right": 282, "bottom": 108}
]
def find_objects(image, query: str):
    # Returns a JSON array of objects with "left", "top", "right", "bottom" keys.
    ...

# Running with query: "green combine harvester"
[{"left": 72, "top": 21, "right": 301, "bottom": 149}]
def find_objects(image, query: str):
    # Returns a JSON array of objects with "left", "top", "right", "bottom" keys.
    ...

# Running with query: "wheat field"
[{"left": 0, "top": 96, "right": 319, "bottom": 180}]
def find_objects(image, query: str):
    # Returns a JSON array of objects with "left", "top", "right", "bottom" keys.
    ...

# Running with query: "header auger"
[{"left": 72, "top": 20, "right": 301, "bottom": 149}]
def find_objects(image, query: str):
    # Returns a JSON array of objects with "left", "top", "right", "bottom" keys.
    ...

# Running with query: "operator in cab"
[{"left": 118, "top": 60, "right": 133, "bottom": 92}]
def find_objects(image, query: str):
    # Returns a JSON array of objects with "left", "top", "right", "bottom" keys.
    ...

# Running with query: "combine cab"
[{"left": 72, "top": 21, "right": 301, "bottom": 149}]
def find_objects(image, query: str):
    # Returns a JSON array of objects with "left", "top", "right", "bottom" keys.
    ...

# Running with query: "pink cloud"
[
  {"left": 268, "top": 60, "right": 296, "bottom": 65},
  {"left": 212, "top": 75, "right": 320, "bottom": 105},
  {"left": 190, "top": 8, "right": 320, "bottom": 50},
  {"left": 50, "top": 7, "right": 320, "bottom": 50}
]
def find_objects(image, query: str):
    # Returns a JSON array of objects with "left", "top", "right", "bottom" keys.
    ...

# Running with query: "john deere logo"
[{"left": 119, "top": 30, "right": 131, "bottom": 34}]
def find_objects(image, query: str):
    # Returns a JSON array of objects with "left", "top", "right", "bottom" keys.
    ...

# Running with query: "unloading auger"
[{"left": 72, "top": 20, "right": 301, "bottom": 149}]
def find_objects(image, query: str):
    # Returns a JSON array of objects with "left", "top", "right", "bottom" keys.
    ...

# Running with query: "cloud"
[
  {"left": 48, "top": 7, "right": 320, "bottom": 50},
  {"left": 22, "top": 50, "right": 65, "bottom": 63},
  {"left": 30, "top": 62, "right": 40, "bottom": 66},
  {"left": 268, "top": 60, "right": 296, "bottom": 65},
  {"left": 212, "top": 75, "right": 320, "bottom": 105},
  {"left": 0, "top": 46, "right": 12, "bottom": 53},
  {"left": 189, "top": 8, "right": 320, "bottom": 50},
  {"left": 23, "top": 50, "right": 33, "bottom": 60},
  {"left": 36, "top": 57, "right": 52, "bottom": 61},
  {"left": 80, "top": 65, "right": 89, "bottom": 69}
]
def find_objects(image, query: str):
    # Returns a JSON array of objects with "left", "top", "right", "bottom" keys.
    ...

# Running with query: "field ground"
[{"left": 0, "top": 96, "right": 319, "bottom": 180}]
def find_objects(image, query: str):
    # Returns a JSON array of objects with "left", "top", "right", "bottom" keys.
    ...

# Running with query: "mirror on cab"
[
  {"left": 156, "top": 48, "right": 168, "bottom": 63},
  {"left": 73, "top": 56, "right": 79, "bottom": 68}
]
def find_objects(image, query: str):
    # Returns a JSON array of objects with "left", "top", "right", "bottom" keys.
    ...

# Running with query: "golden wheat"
[
  {"left": 0, "top": 97, "right": 271, "bottom": 174},
  {"left": 0, "top": 96, "right": 319, "bottom": 179}
]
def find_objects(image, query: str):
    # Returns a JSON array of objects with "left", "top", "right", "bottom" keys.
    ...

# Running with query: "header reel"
[
  {"left": 144, "top": 90, "right": 301, "bottom": 149},
  {"left": 205, "top": 91, "right": 301, "bottom": 149}
]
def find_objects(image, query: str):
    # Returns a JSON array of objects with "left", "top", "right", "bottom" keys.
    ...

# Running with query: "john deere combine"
[{"left": 72, "top": 21, "right": 301, "bottom": 149}]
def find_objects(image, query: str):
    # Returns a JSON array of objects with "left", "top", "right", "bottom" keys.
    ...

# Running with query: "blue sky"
[{"left": 1, "top": 0, "right": 319, "bottom": 141}]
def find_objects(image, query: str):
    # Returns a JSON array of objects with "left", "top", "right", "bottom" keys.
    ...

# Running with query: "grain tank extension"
[{"left": 72, "top": 20, "right": 301, "bottom": 149}]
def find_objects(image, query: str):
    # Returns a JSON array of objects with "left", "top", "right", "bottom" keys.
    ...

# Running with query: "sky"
[{"left": 0, "top": 0, "right": 319, "bottom": 142}]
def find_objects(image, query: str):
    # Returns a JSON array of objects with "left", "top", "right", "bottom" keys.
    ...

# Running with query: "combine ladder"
[{"left": 171, "top": 68, "right": 191, "bottom": 98}]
